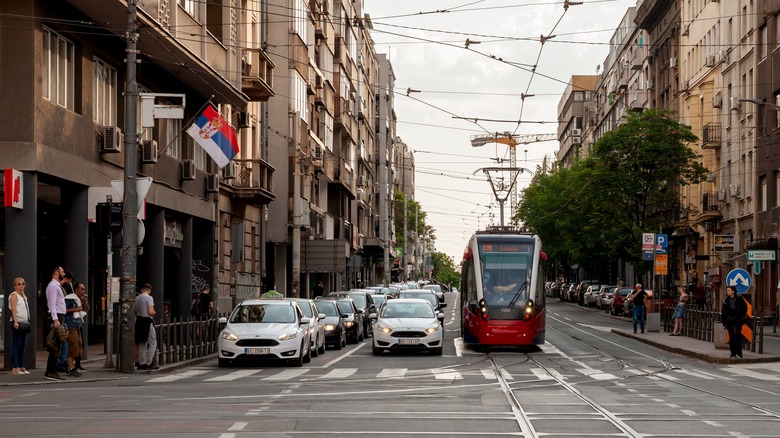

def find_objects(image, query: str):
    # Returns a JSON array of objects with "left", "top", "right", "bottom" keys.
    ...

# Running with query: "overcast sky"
[{"left": 363, "top": 0, "right": 637, "bottom": 263}]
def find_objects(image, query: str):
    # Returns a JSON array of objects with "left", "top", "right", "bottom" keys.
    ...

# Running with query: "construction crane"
[{"left": 470, "top": 132, "right": 557, "bottom": 218}]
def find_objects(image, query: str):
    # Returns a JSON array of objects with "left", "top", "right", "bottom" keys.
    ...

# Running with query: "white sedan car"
[
  {"left": 218, "top": 298, "right": 311, "bottom": 367},
  {"left": 370, "top": 298, "right": 445, "bottom": 356}
]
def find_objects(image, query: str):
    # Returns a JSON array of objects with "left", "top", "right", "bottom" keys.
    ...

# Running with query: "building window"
[
  {"left": 43, "top": 28, "right": 75, "bottom": 110},
  {"left": 93, "top": 58, "right": 116, "bottom": 126},
  {"left": 293, "top": 0, "right": 308, "bottom": 41},
  {"left": 759, "top": 175, "right": 767, "bottom": 211},
  {"left": 776, "top": 94, "right": 780, "bottom": 129},
  {"left": 160, "top": 118, "right": 182, "bottom": 160},
  {"left": 179, "top": 0, "right": 200, "bottom": 21},
  {"left": 776, "top": 172, "right": 780, "bottom": 207},
  {"left": 292, "top": 71, "right": 308, "bottom": 122}
]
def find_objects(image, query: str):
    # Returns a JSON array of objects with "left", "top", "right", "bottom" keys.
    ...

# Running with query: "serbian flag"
[{"left": 186, "top": 105, "right": 239, "bottom": 168}]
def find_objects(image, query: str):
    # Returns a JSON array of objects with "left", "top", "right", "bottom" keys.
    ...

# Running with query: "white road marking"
[
  {"left": 432, "top": 369, "right": 463, "bottom": 380},
  {"left": 576, "top": 323, "right": 615, "bottom": 332},
  {"left": 481, "top": 368, "right": 514, "bottom": 380},
  {"left": 146, "top": 370, "right": 209, "bottom": 383},
  {"left": 262, "top": 369, "right": 310, "bottom": 381},
  {"left": 705, "top": 421, "right": 724, "bottom": 427},
  {"left": 206, "top": 369, "right": 261, "bottom": 382},
  {"left": 723, "top": 367, "right": 780, "bottom": 381},
  {"left": 377, "top": 368, "right": 407, "bottom": 378},
  {"left": 319, "top": 342, "right": 365, "bottom": 368},
  {"left": 318, "top": 368, "right": 357, "bottom": 379},
  {"left": 681, "top": 409, "right": 697, "bottom": 416},
  {"left": 575, "top": 368, "right": 618, "bottom": 380},
  {"left": 530, "top": 368, "right": 555, "bottom": 381},
  {"left": 228, "top": 422, "right": 248, "bottom": 431},
  {"left": 672, "top": 368, "right": 715, "bottom": 380}
]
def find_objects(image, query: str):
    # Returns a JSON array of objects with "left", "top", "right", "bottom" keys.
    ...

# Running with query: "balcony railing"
[
  {"left": 230, "top": 158, "right": 276, "bottom": 204},
  {"left": 701, "top": 123, "right": 721, "bottom": 149}
]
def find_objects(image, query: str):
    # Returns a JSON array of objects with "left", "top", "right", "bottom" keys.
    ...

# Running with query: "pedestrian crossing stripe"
[{"left": 144, "top": 365, "right": 777, "bottom": 383}]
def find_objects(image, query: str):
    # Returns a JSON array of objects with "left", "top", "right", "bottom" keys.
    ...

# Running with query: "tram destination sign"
[{"left": 747, "top": 249, "right": 776, "bottom": 261}]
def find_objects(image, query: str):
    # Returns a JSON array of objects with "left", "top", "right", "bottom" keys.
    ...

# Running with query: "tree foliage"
[
  {"left": 429, "top": 251, "right": 460, "bottom": 289},
  {"left": 516, "top": 109, "right": 709, "bottom": 275}
]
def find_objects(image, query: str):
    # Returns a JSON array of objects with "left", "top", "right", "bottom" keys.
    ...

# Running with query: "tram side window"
[
  {"left": 463, "top": 259, "right": 477, "bottom": 309},
  {"left": 535, "top": 265, "right": 545, "bottom": 308}
]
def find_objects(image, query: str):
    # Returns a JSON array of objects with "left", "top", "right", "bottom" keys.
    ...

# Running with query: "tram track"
[{"left": 547, "top": 312, "right": 780, "bottom": 421}]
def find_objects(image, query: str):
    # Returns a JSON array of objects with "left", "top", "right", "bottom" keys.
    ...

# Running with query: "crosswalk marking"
[
  {"left": 147, "top": 369, "right": 210, "bottom": 383},
  {"left": 206, "top": 369, "right": 262, "bottom": 382},
  {"left": 480, "top": 368, "right": 514, "bottom": 380},
  {"left": 262, "top": 369, "right": 310, "bottom": 381},
  {"left": 672, "top": 368, "right": 714, "bottom": 380},
  {"left": 575, "top": 368, "right": 618, "bottom": 380},
  {"left": 530, "top": 368, "right": 555, "bottom": 381},
  {"left": 432, "top": 369, "right": 463, "bottom": 380},
  {"left": 723, "top": 367, "right": 780, "bottom": 381},
  {"left": 318, "top": 368, "right": 357, "bottom": 379},
  {"left": 376, "top": 368, "right": 407, "bottom": 378}
]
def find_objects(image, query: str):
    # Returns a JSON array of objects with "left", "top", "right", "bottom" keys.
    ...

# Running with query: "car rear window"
[
  {"left": 337, "top": 300, "right": 354, "bottom": 314},
  {"left": 317, "top": 301, "right": 339, "bottom": 316},
  {"left": 616, "top": 288, "right": 632, "bottom": 297}
]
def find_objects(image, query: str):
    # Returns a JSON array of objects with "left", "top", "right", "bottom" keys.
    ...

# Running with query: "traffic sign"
[
  {"left": 747, "top": 249, "right": 776, "bottom": 261},
  {"left": 725, "top": 268, "right": 751, "bottom": 294}
]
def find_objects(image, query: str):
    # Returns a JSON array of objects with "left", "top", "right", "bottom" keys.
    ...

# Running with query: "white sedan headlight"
[
  {"left": 376, "top": 323, "right": 393, "bottom": 334},
  {"left": 277, "top": 331, "right": 298, "bottom": 341},
  {"left": 221, "top": 331, "right": 238, "bottom": 342},
  {"left": 425, "top": 324, "right": 440, "bottom": 334}
]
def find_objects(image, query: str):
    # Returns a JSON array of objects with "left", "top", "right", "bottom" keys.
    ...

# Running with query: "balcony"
[
  {"left": 698, "top": 191, "right": 723, "bottom": 222},
  {"left": 242, "top": 49, "right": 275, "bottom": 101},
  {"left": 701, "top": 123, "right": 721, "bottom": 150},
  {"left": 227, "top": 158, "right": 276, "bottom": 204}
]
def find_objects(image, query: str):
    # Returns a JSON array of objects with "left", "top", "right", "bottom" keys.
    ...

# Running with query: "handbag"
[{"left": 17, "top": 321, "right": 31, "bottom": 334}]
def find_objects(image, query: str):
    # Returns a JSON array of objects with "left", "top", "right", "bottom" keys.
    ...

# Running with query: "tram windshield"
[{"left": 479, "top": 242, "right": 533, "bottom": 309}]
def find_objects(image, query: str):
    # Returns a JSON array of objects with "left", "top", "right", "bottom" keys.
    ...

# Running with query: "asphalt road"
[{"left": 2, "top": 294, "right": 780, "bottom": 437}]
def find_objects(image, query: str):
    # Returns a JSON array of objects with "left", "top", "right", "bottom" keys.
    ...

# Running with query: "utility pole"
[
  {"left": 120, "top": 0, "right": 140, "bottom": 373},
  {"left": 381, "top": 155, "right": 390, "bottom": 287},
  {"left": 291, "top": 113, "right": 301, "bottom": 298},
  {"left": 402, "top": 148, "right": 407, "bottom": 282}
]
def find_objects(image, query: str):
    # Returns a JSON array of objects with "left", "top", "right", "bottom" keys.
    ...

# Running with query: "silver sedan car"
[{"left": 369, "top": 298, "right": 445, "bottom": 356}]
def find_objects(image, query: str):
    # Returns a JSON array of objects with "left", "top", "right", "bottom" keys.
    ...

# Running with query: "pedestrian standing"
[
  {"left": 670, "top": 286, "right": 688, "bottom": 336},
  {"left": 74, "top": 282, "right": 89, "bottom": 372},
  {"left": 195, "top": 285, "right": 213, "bottom": 320},
  {"left": 57, "top": 271, "right": 75, "bottom": 371},
  {"left": 64, "top": 282, "right": 85, "bottom": 377},
  {"left": 721, "top": 285, "right": 748, "bottom": 358},
  {"left": 134, "top": 283, "right": 159, "bottom": 370},
  {"left": 9, "top": 277, "right": 31, "bottom": 375},
  {"left": 628, "top": 283, "right": 648, "bottom": 334},
  {"left": 45, "top": 266, "right": 67, "bottom": 381},
  {"left": 313, "top": 281, "right": 325, "bottom": 298}
]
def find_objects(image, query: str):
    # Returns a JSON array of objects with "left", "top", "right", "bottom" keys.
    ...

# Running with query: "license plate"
[
  {"left": 245, "top": 348, "right": 270, "bottom": 355},
  {"left": 398, "top": 338, "right": 420, "bottom": 345}
]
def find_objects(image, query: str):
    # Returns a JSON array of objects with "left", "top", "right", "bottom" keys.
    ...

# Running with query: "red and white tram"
[{"left": 460, "top": 227, "right": 546, "bottom": 346}]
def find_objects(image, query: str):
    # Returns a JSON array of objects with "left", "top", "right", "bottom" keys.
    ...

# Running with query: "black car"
[
  {"left": 319, "top": 297, "right": 365, "bottom": 343},
  {"left": 313, "top": 299, "right": 347, "bottom": 349},
  {"left": 331, "top": 290, "right": 376, "bottom": 337}
]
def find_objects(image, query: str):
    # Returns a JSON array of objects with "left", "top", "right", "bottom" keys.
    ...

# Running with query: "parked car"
[
  {"left": 313, "top": 299, "right": 347, "bottom": 349},
  {"left": 563, "top": 284, "right": 575, "bottom": 302},
  {"left": 577, "top": 280, "right": 601, "bottom": 306},
  {"left": 611, "top": 287, "right": 633, "bottom": 316},
  {"left": 624, "top": 289, "right": 672, "bottom": 314},
  {"left": 370, "top": 298, "right": 445, "bottom": 355},
  {"left": 293, "top": 298, "right": 326, "bottom": 357},
  {"left": 597, "top": 286, "right": 617, "bottom": 310},
  {"left": 583, "top": 285, "right": 604, "bottom": 307},
  {"left": 217, "top": 298, "right": 311, "bottom": 367}
]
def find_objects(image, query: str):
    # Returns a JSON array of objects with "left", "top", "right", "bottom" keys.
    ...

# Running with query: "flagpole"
[{"left": 158, "top": 96, "right": 215, "bottom": 157}]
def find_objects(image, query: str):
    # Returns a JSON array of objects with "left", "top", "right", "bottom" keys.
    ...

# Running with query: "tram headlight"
[
  {"left": 524, "top": 300, "right": 534, "bottom": 321},
  {"left": 478, "top": 298, "right": 489, "bottom": 320}
]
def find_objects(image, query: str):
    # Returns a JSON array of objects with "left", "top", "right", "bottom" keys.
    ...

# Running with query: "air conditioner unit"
[
  {"left": 705, "top": 55, "right": 715, "bottom": 67},
  {"left": 570, "top": 128, "right": 582, "bottom": 137},
  {"left": 181, "top": 159, "right": 196, "bottom": 180},
  {"left": 647, "top": 79, "right": 655, "bottom": 90},
  {"left": 357, "top": 175, "right": 365, "bottom": 187},
  {"left": 236, "top": 111, "right": 249, "bottom": 128},
  {"left": 680, "top": 80, "right": 689, "bottom": 91},
  {"left": 140, "top": 139, "right": 158, "bottom": 164},
  {"left": 357, "top": 54, "right": 363, "bottom": 67},
  {"left": 681, "top": 24, "right": 689, "bottom": 36},
  {"left": 717, "top": 189, "right": 726, "bottom": 202},
  {"left": 101, "top": 126, "right": 122, "bottom": 153},
  {"left": 729, "top": 184, "right": 741, "bottom": 198},
  {"left": 730, "top": 95, "right": 742, "bottom": 111},
  {"left": 222, "top": 161, "right": 237, "bottom": 180},
  {"left": 314, "top": 75, "right": 323, "bottom": 89},
  {"left": 713, "top": 93, "right": 723, "bottom": 108},
  {"left": 670, "top": 57, "right": 678, "bottom": 68},
  {"left": 718, "top": 49, "right": 728, "bottom": 64},
  {"left": 706, "top": 172, "right": 716, "bottom": 182},
  {"left": 572, "top": 136, "right": 582, "bottom": 144},
  {"left": 206, "top": 174, "right": 219, "bottom": 193}
]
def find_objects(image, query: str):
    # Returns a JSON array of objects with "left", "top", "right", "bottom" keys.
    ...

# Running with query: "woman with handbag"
[{"left": 9, "top": 277, "right": 31, "bottom": 375}]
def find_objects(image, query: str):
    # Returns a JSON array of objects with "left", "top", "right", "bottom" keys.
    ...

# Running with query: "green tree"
[
  {"left": 517, "top": 109, "right": 708, "bottom": 274},
  {"left": 429, "top": 251, "right": 460, "bottom": 289}
]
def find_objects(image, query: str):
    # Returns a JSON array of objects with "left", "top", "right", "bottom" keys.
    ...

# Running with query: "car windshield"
[
  {"left": 348, "top": 293, "right": 367, "bottom": 307},
  {"left": 424, "top": 285, "right": 442, "bottom": 293},
  {"left": 296, "top": 301, "right": 313, "bottom": 318},
  {"left": 317, "top": 301, "right": 339, "bottom": 316},
  {"left": 381, "top": 302, "right": 434, "bottom": 319},
  {"left": 230, "top": 304, "right": 295, "bottom": 324},
  {"left": 337, "top": 300, "right": 354, "bottom": 314},
  {"left": 371, "top": 295, "right": 387, "bottom": 308},
  {"left": 399, "top": 292, "right": 436, "bottom": 309}
]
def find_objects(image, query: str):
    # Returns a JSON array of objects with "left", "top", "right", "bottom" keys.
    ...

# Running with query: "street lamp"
[{"left": 737, "top": 98, "right": 780, "bottom": 110}]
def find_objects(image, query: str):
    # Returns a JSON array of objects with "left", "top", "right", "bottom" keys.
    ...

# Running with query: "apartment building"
[{"left": 0, "top": 0, "right": 275, "bottom": 365}]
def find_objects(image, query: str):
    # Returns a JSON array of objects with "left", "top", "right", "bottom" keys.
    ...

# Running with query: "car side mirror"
[
  {"left": 341, "top": 314, "right": 349, "bottom": 319},
  {"left": 299, "top": 317, "right": 311, "bottom": 325},
  {"left": 368, "top": 313, "right": 377, "bottom": 320},
  {"left": 369, "top": 305, "right": 376, "bottom": 312},
  {"left": 318, "top": 313, "right": 326, "bottom": 320},
  {"left": 218, "top": 316, "right": 227, "bottom": 324}
]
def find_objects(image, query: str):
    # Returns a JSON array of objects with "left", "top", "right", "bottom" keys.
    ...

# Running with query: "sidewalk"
[
  {"left": 575, "top": 302, "right": 780, "bottom": 364},
  {"left": 0, "top": 343, "right": 213, "bottom": 386}
]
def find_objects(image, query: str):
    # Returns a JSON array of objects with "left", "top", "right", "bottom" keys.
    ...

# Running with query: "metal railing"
[
  {"left": 661, "top": 306, "right": 718, "bottom": 342},
  {"left": 154, "top": 315, "right": 224, "bottom": 366}
]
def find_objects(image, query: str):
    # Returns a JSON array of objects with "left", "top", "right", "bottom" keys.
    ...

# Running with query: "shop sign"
[
  {"left": 746, "top": 249, "right": 776, "bottom": 261},
  {"left": 164, "top": 218, "right": 184, "bottom": 248},
  {"left": 3, "top": 169, "right": 23, "bottom": 209},
  {"left": 713, "top": 234, "right": 734, "bottom": 253}
]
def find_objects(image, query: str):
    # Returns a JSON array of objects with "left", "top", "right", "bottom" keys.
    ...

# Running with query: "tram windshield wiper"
[{"left": 507, "top": 281, "right": 528, "bottom": 309}]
